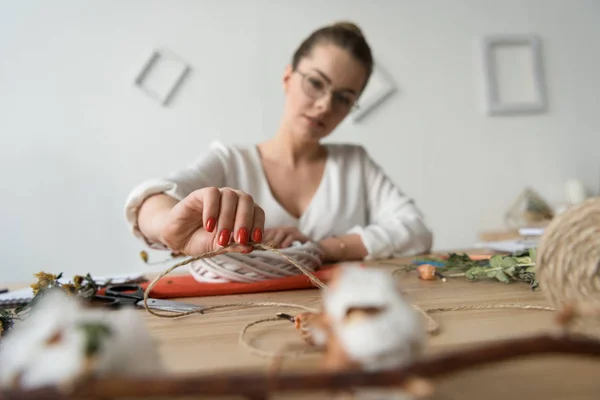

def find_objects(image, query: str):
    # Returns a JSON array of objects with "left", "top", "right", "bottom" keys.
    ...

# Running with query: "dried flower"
[
  {"left": 16, "top": 272, "right": 99, "bottom": 315},
  {"left": 139, "top": 249, "right": 182, "bottom": 265},
  {"left": 31, "top": 272, "right": 61, "bottom": 295},
  {"left": 62, "top": 284, "right": 78, "bottom": 296},
  {"left": 30, "top": 283, "right": 41, "bottom": 296},
  {"left": 73, "top": 275, "right": 84, "bottom": 287}
]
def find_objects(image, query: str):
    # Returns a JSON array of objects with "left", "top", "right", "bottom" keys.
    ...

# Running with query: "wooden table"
[
  {"left": 5, "top": 253, "right": 600, "bottom": 399},
  {"left": 135, "top": 253, "right": 599, "bottom": 399}
]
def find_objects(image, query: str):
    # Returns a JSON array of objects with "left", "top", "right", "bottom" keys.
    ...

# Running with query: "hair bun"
[{"left": 331, "top": 21, "right": 364, "bottom": 37}]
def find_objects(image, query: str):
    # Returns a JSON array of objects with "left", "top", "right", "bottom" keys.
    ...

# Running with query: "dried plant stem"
[{"left": 3, "top": 334, "right": 600, "bottom": 400}]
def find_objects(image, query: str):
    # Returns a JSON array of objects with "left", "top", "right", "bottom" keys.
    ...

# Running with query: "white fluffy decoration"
[
  {"left": 189, "top": 241, "right": 324, "bottom": 283},
  {"left": 0, "top": 289, "right": 162, "bottom": 391},
  {"left": 323, "top": 265, "right": 425, "bottom": 371}
]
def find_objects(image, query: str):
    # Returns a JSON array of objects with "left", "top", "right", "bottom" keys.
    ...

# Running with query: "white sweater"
[{"left": 124, "top": 141, "right": 433, "bottom": 260}]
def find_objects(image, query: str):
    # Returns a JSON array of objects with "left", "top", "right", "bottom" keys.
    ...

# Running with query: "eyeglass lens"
[{"left": 301, "top": 72, "right": 356, "bottom": 112}]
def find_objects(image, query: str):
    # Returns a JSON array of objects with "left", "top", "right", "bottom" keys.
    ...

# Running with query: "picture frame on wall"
[
  {"left": 134, "top": 49, "right": 191, "bottom": 106},
  {"left": 351, "top": 62, "right": 397, "bottom": 123},
  {"left": 480, "top": 34, "right": 548, "bottom": 116}
]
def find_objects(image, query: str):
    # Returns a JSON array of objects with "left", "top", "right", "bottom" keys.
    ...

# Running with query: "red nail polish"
[
  {"left": 218, "top": 229, "right": 231, "bottom": 246},
  {"left": 252, "top": 228, "right": 263, "bottom": 243},
  {"left": 236, "top": 227, "right": 249, "bottom": 245},
  {"left": 205, "top": 217, "right": 216, "bottom": 232}
]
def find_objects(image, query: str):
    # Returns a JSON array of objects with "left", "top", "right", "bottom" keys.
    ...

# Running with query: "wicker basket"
[{"left": 189, "top": 241, "right": 325, "bottom": 283}]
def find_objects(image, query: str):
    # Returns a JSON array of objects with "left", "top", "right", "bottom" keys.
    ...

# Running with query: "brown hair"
[{"left": 291, "top": 21, "right": 374, "bottom": 92}]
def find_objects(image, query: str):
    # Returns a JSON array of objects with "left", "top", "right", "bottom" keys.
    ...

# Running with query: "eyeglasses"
[{"left": 295, "top": 70, "right": 359, "bottom": 114}]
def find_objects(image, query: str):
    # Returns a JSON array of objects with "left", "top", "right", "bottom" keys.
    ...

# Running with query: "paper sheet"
[
  {"left": 475, "top": 238, "right": 539, "bottom": 253},
  {"left": 518, "top": 227, "right": 545, "bottom": 236}
]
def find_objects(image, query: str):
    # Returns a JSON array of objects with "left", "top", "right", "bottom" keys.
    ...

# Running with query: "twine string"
[
  {"left": 141, "top": 242, "right": 558, "bottom": 360},
  {"left": 536, "top": 197, "right": 600, "bottom": 315},
  {"left": 141, "top": 243, "right": 331, "bottom": 359},
  {"left": 142, "top": 243, "right": 325, "bottom": 319},
  {"left": 425, "top": 304, "right": 555, "bottom": 313}
]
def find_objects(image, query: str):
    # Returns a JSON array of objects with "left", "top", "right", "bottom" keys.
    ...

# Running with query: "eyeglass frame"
[{"left": 294, "top": 69, "right": 361, "bottom": 114}]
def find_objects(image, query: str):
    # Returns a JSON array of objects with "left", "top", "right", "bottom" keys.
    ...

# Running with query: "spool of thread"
[
  {"left": 536, "top": 197, "right": 600, "bottom": 336},
  {"left": 188, "top": 241, "right": 324, "bottom": 283},
  {"left": 565, "top": 179, "right": 588, "bottom": 205}
]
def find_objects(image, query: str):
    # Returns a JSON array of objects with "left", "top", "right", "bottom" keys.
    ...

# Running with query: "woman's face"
[{"left": 282, "top": 43, "right": 368, "bottom": 143}]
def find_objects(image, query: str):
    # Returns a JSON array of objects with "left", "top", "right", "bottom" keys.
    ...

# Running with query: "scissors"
[{"left": 92, "top": 284, "right": 205, "bottom": 314}]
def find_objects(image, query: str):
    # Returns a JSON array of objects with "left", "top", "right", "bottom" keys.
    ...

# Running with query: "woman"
[{"left": 125, "top": 21, "right": 433, "bottom": 262}]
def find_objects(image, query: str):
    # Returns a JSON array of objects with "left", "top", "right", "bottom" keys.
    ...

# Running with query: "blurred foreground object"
[
  {"left": 294, "top": 265, "right": 431, "bottom": 398},
  {"left": 0, "top": 289, "right": 162, "bottom": 392},
  {"left": 536, "top": 196, "right": 600, "bottom": 336}
]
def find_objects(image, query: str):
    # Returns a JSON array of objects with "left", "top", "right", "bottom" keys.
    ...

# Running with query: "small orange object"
[{"left": 417, "top": 264, "right": 437, "bottom": 280}]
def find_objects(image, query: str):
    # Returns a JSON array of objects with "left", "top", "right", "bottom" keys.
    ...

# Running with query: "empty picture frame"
[
  {"left": 134, "top": 49, "right": 191, "bottom": 106},
  {"left": 352, "top": 62, "right": 397, "bottom": 122},
  {"left": 480, "top": 34, "right": 547, "bottom": 116}
]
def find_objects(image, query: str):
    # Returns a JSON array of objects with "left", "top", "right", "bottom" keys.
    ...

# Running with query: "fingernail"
[
  {"left": 252, "top": 228, "right": 263, "bottom": 242},
  {"left": 218, "top": 229, "right": 231, "bottom": 246},
  {"left": 241, "top": 247, "right": 253, "bottom": 254},
  {"left": 236, "top": 227, "right": 249, "bottom": 245},
  {"left": 206, "top": 217, "right": 216, "bottom": 233}
]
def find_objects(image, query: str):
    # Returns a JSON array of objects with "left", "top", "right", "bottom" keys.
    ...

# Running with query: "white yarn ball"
[{"left": 189, "top": 241, "right": 325, "bottom": 283}]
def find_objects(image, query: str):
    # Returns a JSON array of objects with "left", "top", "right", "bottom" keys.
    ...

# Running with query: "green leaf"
[
  {"left": 494, "top": 270, "right": 511, "bottom": 284},
  {"left": 489, "top": 255, "right": 503, "bottom": 269},
  {"left": 529, "top": 248, "right": 537, "bottom": 260},
  {"left": 504, "top": 265, "right": 517, "bottom": 277},
  {"left": 486, "top": 270, "right": 498, "bottom": 278},
  {"left": 526, "top": 266, "right": 536, "bottom": 273},
  {"left": 501, "top": 257, "right": 518, "bottom": 268},
  {"left": 515, "top": 256, "right": 532, "bottom": 265},
  {"left": 77, "top": 322, "right": 112, "bottom": 357},
  {"left": 466, "top": 267, "right": 486, "bottom": 280}
]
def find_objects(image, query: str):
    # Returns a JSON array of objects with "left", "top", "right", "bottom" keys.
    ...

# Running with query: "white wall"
[{"left": 1, "top": 0, "right": 599, "bottom": 283}]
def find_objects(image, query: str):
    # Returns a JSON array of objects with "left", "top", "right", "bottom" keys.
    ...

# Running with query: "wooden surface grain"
[
  {"left": 138, "top": 255, "right": 600, "bottom": 398},
  {"left": 4, "top": 253, "right": 600, "bottom": 399},
  {"left": 141, "top": 263, "right": 549, "bottom": 372}
]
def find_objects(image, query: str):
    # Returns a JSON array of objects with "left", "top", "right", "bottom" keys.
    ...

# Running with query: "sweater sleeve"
[
  {"left": 347, "top": 146, "right": 433, "bottom": 260},
  {"left": 124, "top": 141, "right": 229, "bottom": 249}
]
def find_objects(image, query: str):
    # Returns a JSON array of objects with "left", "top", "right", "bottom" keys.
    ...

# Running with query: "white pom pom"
[
  {"left": 323, "top": 266, "right": 425, "bottom": 371},
  {"left": 0, "top": 289, "right": 162, "bottom": 391}
]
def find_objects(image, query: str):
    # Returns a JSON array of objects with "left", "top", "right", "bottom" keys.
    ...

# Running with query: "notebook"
[{"left": 0, "top": 273, "right": 146, "bottom": 308}]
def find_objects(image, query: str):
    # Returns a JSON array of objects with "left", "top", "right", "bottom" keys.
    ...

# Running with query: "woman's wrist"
[
  {"left": 319, "top": 237, "right": 346, "bottom": 262},
  {"left": 318, "top": 234, "right": 368, "bottom": 262},
  {"left": 138, "top": 194, "right": 176, "bottom": 244}
]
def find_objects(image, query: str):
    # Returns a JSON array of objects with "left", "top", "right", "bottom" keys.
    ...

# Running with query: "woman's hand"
[
  {"left": 263, "top": 226, "right": 311, "bottom": 249},
  {"left": 153, "top": 187, "right": 265, "bottom": 256}
]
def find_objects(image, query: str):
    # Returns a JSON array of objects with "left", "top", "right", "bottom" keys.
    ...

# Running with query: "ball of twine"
[
  {"left": 188, "top": 241, "right": 325, "bottom": 283},
  {"left": 536, "top": 196, "right": 600, "bottom": 334}
]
